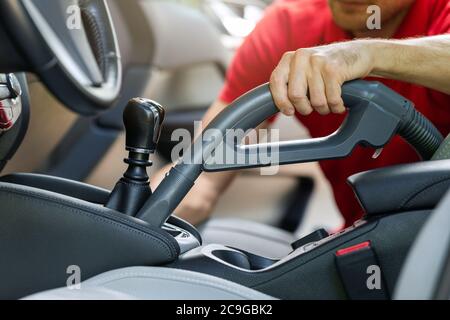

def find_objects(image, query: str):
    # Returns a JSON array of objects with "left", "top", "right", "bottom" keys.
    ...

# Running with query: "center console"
[
  {"left": 172, "top": 209, "right": 429, "bottom": 300},
  {"left": 0, "top": 80, "right": 446, "bottom": 300}
]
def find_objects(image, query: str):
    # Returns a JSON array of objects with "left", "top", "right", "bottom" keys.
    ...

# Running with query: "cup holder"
[
  {"left": 211, "top": 248, "right": 277, "bottom": 271},
  {"left": 212, "top": 250, "right": 251, "bottom": 269}
]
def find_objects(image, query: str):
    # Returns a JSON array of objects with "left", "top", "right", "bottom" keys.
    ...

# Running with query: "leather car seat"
[{"left": 25, "top": 267, "right": 275, "bottom": 300}]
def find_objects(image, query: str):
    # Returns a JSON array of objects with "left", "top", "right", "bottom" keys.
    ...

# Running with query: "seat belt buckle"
[{"left": 335, "top": 241, "right": 389, "bottom": 300}]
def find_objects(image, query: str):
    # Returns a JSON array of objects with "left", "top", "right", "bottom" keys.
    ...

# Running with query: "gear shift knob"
[
  {"left": 106, "top": 98, "right": 166, "bottom": 216},
  {"left": 124, "top": 98, "right": 165, "bottom": 153}
]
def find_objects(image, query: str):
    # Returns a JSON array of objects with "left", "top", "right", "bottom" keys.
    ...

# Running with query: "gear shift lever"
[{"left": 106, "top": 98, "right": 165, "bottom": 216}]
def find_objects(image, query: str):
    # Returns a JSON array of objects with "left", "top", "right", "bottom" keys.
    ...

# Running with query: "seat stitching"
[
  {"left": 0, "top": 188, "right": 175, "bottom": 258},
  {"left": 87, "top": 271, "right": 271, "bottom": 300},
  {"left": 0, "top": 183, "right": 167, "bottom": 239},
  {"left": 0, "top": 183, "right": 179, "bottom": 254}
]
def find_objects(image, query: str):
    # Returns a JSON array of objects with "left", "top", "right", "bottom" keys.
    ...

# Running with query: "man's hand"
[
  {"left": 270, "top": 40, "right": 375, "bottom": 116},
  {"left": 270, "top": 36, "right": 450, "bottom": 116}
]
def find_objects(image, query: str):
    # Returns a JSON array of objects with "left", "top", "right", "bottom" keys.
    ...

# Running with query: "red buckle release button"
[{"left": 336, "top": 241, "right": 371, "bottom": 257}]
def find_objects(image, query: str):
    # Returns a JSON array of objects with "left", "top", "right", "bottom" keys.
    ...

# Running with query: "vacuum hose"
[
  {"left": 399, "top": 106, "right": 443, "bottom": 160},
  {"left": 137, "top": 80, "right": 444, "bottom": 226}
]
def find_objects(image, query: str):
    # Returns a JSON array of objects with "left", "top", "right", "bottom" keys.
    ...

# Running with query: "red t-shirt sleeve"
[
  {"left": 429, "top": 0, "right": 450, "bottom": 34},
  {"left": 219, "top": 3, "right": 291, "bottom": 104}
]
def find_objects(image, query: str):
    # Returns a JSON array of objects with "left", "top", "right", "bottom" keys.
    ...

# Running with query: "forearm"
[{"left": 370, "top": 35, "right": 450, "bottom": 94}]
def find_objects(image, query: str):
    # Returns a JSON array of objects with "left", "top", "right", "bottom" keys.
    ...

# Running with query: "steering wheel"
[
  {"left": 135, "top": 80, "right": 444, "bottom": 227},
  {"left": 0, "top": 0, "right": 121, "bottom": 115}
]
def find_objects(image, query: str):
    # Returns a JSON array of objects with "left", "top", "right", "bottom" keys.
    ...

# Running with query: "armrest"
[
  {"left": 348, "top": 160, "right": 450, "bottom": 216},
  {"left": 0, "top": 173, "right": 201, "bottom": 241},
  {"left": 0, "top": 173, "right": 110, "bottom": 204}
]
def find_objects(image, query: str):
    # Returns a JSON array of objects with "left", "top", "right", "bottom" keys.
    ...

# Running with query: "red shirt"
[{"left": 219, "top": 0, "right": 450, "bottom": 226}]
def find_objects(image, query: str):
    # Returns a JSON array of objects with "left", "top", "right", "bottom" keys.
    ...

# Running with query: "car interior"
[{"left": 1, "top": 0, "right": 450, "bottom": 301}]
